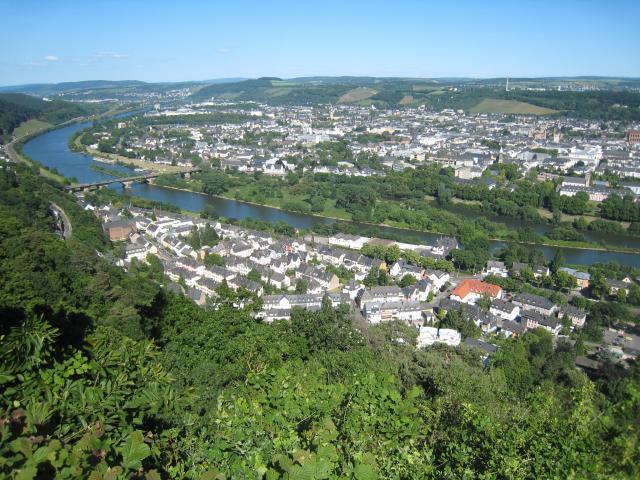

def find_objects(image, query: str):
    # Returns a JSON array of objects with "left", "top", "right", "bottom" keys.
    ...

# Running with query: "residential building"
[
  {"left": 559, "top": 305, "right": 587, "bottom": 328},
  {"left": 417, "top": 327, "right": 461, "bottom": 348},
  {"left": 450, "top": 279, "right": 502, "bottom": 304},
  {"left": 485, "top": 260, "right": 508, "bottom": 278},
  {"left": 512, "top": 293, "right": 557, "bottom": 316},
  {"left": 490, "top": 299, "right": 520, "bottom": 321},
  {"left": 558, "top": 267, "right": 591, "bottom": 289},
  {"left": 358, "top": 285, "right": 404, "bottom": 308},
  {"left": 104, "top": 219, "right": 136, "bottom": 241}
]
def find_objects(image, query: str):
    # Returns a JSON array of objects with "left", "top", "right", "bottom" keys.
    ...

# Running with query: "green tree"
[
  {"left": 478, "top": 293, "right": 492, "bottom": 311},
  {"left": 399, "top": 274, "right": 417, "bottom": 288},
  {"left": 204, "top": 252, "right": 225, "bottom": 267},
  {"left": 385, "top": 244, "right": 401, "bottom": 264},
  {"left": 550, "top": 249, "right": 565, "bottom": 274},
  {"left": 440, "top": 308, "right": 481, "bottom": 339},
  {"left": 202, "top": 203, "right": 219, "bottom": 219},
  {"left": 248, "top": 268, "right": 262, "bottom": 283},
  {"left": 590, "top": 272, "right": 609, "bottom": 299},
  {"left": 554, "top": 270, "right": 577, "bottom": 291},
  {"left": 295, "top": 278, "right": 308, "bottom": 294}
]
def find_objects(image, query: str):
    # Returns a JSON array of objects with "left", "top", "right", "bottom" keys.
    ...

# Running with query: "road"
[
  {"left": 50, "top": 202, "right": 72, "bottom": 240},
  {"left": 4, "top": 137, "right": 21, "bottom": 163},
  {"left": 145, "top": 236, "right": 174, "bottom": 262}
]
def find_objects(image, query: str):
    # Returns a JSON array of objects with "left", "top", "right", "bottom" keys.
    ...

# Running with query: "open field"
[
  {"left": 469, "top": 98, "right": 558, "bottom": 115},
  {"left": 13, "top": 119, "right": 53, "bottom": 138},
  {"left": 264, "top": 87, "right": 294, "bottom": 97},
  {"left": 338, "top": 86, "right": 377, "bottom": 103},
  {"left": 412, "top": 84, "right": 440, "bottom": 92},
  {"left": 399, "top": 95, "right": 414, "bottom": 105},
  {"left": 270, "top": 80, "right": 298, "bottom": 87}
]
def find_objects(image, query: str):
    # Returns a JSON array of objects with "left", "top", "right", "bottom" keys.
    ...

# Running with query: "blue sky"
[{"left": 2, "top": 0, "right": 639, "bottom": 86}]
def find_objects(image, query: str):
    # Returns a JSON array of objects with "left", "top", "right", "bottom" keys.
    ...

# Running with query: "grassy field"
[
  {"left": 270, "top": 80, "right": 299, "bottom": 87},
  {"left": 412, "top": 84, "right": 440, "bottom": 92},
  {"left": 13, "top": 119, "right": 53, "bottom": 138},
  {"left": 84, "top": 145, "right": 187, "bottom": 173},
  {"left": 224, "top": 182, "right": 353, "bottom": 221},
  {"left": 338, "top": 87, "right": 377, "bottom": 103},
  {"left": 264, "top": 87, "right": 294, "bottom": 97},
  {"left": 399, "top": 95, "right": 414, "bottom": 105},
  {"left": 469, "top": 98, "right": 558, "bottom": 115}
]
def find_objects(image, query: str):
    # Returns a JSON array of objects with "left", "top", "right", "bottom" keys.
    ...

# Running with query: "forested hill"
[
  {"left": 1, "top": 163, "right": 639, "bottom": 478},
  {"left": 0, "top": 93, "right": 92, "bottom": 143},
  {"left": 190, "top": 77, "right": 640, "bottom": 120}
]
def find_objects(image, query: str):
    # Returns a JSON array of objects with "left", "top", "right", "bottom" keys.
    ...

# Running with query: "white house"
[
  {"left": 425, "top": 270, "right": 450, "bottom": 290},
  {"left": 342, "top": 281, "right": 364, "bottom": 300},
  {"left": 489, "top": 299, "right": 520, "bottom": 321},
  {"left": 559, "top": 306, "right": 587, "bottom": 328},
  {"left": 417, "top": 327, "right": 461, "bottom": 348},
  {"left": 485, "top": 261, "right": 508, "bottom": 278},
  {"left": 328, "top": 233, "right": 369, "bottom": 250}
]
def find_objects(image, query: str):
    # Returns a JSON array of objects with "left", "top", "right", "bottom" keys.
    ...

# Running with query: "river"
[{"left": 22, "top": 121, "right": 640, "bottom": 267}]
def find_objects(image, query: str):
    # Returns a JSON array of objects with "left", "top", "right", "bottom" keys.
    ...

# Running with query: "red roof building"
[{"left": 450, "top": 279, "right": 503, "bottom": 304}]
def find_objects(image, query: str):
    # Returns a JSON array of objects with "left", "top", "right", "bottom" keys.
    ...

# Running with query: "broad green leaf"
[
  {"left": 145, "top": 470, "right": 162, "bottom": 480},
  {"left": 354, "top": 463, "right": 377, "bottom": 480},
  {"left": 121, "top": 431, "right": 151, "bottom": 470},
  {"left": 15, "top": 467, "right": 37, "bottom": 480}
]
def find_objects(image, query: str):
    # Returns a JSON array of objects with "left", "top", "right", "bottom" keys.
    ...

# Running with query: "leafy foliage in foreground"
[{"left": 0, "top": 164, "right": 639, "bottom": 478}]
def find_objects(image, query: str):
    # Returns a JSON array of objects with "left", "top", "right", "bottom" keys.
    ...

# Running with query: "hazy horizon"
[{"left": 4, "top": 74, "right": 640, "bottom": 90}]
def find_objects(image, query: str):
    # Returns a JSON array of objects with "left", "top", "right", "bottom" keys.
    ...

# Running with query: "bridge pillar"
[{"left": 121, "top": 180, "right": 134, "bottom": 189}]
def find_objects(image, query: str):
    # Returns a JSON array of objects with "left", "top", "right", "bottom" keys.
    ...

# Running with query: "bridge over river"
[{"left": 65, "top": 167, "right": 201, "bottom": 192}]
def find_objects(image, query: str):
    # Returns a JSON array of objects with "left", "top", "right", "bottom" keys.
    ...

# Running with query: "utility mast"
[{"left": 505, "top": 77, "right": 510, "bottom": 92}]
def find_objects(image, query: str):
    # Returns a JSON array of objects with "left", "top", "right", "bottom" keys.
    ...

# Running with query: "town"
[
  {"left": 81, "top": 100, "right": 640, "bottom": 201},
  {"left": 2, "top": 0, "right": 640, "bottom": 475},
  {"left": 87, "top": 194, "right": 640, "bottom": 370}
]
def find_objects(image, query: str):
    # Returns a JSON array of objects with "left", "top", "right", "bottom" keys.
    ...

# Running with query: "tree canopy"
[{"left": 1, "top": 163, "right": 638, "bottom": 478}]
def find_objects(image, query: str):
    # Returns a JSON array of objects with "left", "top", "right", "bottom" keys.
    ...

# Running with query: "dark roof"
[
  {"left": 490, "top": 298, "right": 517, "bottom": 313},
  {"left": 501, "top": 319, "right": 526, "bottom": 335},
  {"left": 464, "top": 338, "right": 498, "bottom": 354},
  {"left": 513, "top": 293, "right": 556, "bottom": 310},
  {"left": 104, "top": 219, "right": 135, "bottom": 229}
]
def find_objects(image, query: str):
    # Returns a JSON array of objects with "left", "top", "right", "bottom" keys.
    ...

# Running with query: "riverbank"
[
  {"left": 154, "top": 183, "right": 640, "bottom": 254},
  {"left": 21, "top": 121, "right": 640, "bottom": 267},
  {"left": 9, "top": 106, "right": 140, "bottom": 184},
  {"left": 149, "top": 167, "right": 640, "bottom": 252},
  {"left": 7, "top": 122, "right": 72, "bottom": 183},
  {"left": 78, "top": 141, "right": 188, "bottom": 174}
]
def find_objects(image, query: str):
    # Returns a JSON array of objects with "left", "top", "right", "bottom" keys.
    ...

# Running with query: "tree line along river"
[{"left": 22, "top": 120, "right": 640, "bottom": 268}]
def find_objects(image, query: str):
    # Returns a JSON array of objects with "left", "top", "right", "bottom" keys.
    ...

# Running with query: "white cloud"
[
  {"left": 44, "top": 55, "right": 59, "bottom": 61},
  {"left": 96, "top": 51, "right": 129, "bottom": 59},
  {"left": 217, "top": 48, "right": 230, "bottom": 54}
]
